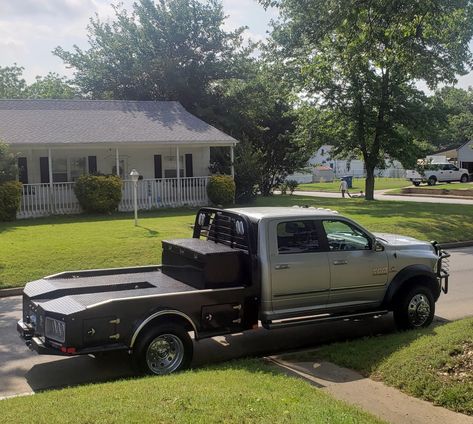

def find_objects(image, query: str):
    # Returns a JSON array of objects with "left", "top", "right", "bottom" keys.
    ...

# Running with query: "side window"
[
  {"left": 277, "top": 220, "right": 321, "bottom": 254},
  {"left": 322, "top": 220, "right": 371, "bottom": 251}
]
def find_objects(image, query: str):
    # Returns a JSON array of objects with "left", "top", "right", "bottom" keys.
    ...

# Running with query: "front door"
[
  {"left": 269, "top": 219, "right": 330, "bottom": 314},
  {"left": 321, "top": 219, "right": 388, "bottom": 309}
]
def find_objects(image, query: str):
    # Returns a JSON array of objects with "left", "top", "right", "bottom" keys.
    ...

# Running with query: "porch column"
[
  {"left": 230, "top": 145, "right": 235, "bottom": 178},
  {"left": 48, "top": 148, "right": 54, "bottom": 213},
  {"left": 176, "top": 145, "right": 181, "bottom": 203},
  {"left": 115, "top": 148, "right": 120, "bottom": 177}
]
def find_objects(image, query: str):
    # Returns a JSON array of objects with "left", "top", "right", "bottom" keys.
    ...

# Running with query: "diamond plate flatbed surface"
[{"left": 24, "top": 267, "right": 199, "bottom": 314}]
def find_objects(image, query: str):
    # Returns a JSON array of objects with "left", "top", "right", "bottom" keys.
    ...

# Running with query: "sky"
[
  {"left": 0, "top": 0, "right": 472, "bottom": 91},
  {"left": 0, "top": 0, "right": 277, "bottom": 83}
]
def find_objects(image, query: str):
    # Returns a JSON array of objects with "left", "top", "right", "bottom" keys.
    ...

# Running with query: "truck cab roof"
[{"left": 227, "top": 206, "right": 340, "bottom": 222}]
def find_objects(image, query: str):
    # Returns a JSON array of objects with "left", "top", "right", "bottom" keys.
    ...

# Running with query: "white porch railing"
[{"left": 17, "top": 177, "right": 210, "bottom": 219}]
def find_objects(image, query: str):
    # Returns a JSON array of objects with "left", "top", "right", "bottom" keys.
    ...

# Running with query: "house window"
[
  {"left": 70, "top": 157, "right": 87, "bottom": 181},
  {"left": 52, "top": 158, "right": 68, "bottom": 182}
]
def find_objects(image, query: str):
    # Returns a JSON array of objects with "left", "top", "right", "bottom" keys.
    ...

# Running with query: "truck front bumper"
[{"left": 436, "top": 248, "right": 450, "bottom": 294}]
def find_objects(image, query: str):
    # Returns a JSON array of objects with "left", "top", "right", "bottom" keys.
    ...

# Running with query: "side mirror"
[{"left": 374, "top": 240, "right": 385, "bottom": 252}]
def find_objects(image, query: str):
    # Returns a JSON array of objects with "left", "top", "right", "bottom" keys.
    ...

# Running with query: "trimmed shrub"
[
  {"left": 0, "top": 181, "right": 22, "bottom": 221},
  {"left": 207, "top": 175, "right": 235, "bottom": 206},
  {"left": 74, "top": 175, "right": 122, "bottom": 214}
]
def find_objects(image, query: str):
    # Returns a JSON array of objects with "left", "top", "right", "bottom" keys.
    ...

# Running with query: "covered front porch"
[{"left": 13, "top": 143, "right": 234, "bottom": 219}]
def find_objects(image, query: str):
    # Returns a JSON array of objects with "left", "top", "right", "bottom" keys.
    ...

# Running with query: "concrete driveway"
[{"left": 1, "top": 247, "right": 472, "bottom": 398}]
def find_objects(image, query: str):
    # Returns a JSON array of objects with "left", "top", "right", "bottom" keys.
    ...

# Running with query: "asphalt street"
[{"left": 0, "top": 247, "right": 472, "bottom": 398}]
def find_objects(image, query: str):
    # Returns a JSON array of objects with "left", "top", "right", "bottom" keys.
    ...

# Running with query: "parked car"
[
  {"left": 406, "top": 163, "right": 469, "bottom": 186},
  {"left": 18, "top": 207, "right": 450, "bottom": 375}
]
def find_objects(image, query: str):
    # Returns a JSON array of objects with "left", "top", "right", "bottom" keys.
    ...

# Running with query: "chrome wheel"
[
  {"left": 146, "top": 334, "right": 184, "bottom": 375},
  {"left": 407, "top": 294, "right": 431, "bottom": 327}
]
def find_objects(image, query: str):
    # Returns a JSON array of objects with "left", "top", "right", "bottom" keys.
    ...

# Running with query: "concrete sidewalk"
[
  {"left": 269, "top": 356, "right": 473, "bottom": 424},
  {"left": 294, "top": 189, "right": 473, "bottom": 204}
]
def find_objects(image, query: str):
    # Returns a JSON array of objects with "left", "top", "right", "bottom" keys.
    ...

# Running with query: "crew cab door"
[
  {"left": 269, "top": 219, "right": 330, "bottom": 313},
  {"left": 321, "top": 219, "right": 388, "bottom": 308}
]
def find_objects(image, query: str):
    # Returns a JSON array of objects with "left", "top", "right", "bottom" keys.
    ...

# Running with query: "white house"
[
  {"left": 0, "top": 99, "right": 237, "bottom": 218},
  {"left": 288, "top": 144, "right": 405, "bottom": 183},
  {"left": 457, "top": 141, "right": 473, "bottom": 174}
]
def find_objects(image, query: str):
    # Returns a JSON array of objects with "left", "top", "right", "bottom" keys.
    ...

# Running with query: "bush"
[
  {"left": 0, "top": 142, "right": 17, "bottom": 183},
  {"left": 279, "top": 182, "right": 288, "bottom": 195},
  {"left": 286, "top": 179, "right": 299, "bottom": 195},
  {"left": 74, "top": 175, "right": 122, "bottom": 214},
  {"left": 0, "top": 181, "right": 22, "bottom": 221},
  {"left": 207, "top": 175, "right": 235, "bottom": 206}
]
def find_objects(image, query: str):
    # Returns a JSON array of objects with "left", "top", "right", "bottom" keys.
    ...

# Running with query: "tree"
[
  {"left": 210, "top": 65, "right": 310, "bottom": 196},
  {"left": 27, "top": 72, "right": 78, "bottom": 99},
  {"left": 54, "top": 0, "right": 252, "bottom": 111},
  {"left": 430, "top": 87, "right": 473, "bottom": 148},
  {"left": 0, "top": 65, "right": 27, "bottom": 98},
  {"left": 0, "top": 141, "right": 17, "bottom": 183},
  {"left": 261, "top": 0, "right": 473, "bottom": 199}
]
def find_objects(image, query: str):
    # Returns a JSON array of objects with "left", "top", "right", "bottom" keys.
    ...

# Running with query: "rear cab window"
[{"left": 277, "top": 220, "right": 321, "bottom": 254}]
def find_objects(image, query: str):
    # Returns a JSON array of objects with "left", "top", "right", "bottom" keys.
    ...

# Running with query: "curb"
[
  {"left": 0, "top": 287, "right": 23, "bottom": 298},
  {"left": 1, "top": 241, "right": 472, "bottom": 299},
  {"left": 437, "top": 240, "right": 473, "bottom": 249}
]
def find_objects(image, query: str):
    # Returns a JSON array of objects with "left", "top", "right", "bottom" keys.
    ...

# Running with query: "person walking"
[{"left": 339, "top": 178, "right": 348, "bottom": 198}]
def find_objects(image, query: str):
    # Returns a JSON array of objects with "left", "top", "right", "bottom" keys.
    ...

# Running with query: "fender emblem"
[{"left": 372, "top": 266, "right": 388, "bottom": 276}]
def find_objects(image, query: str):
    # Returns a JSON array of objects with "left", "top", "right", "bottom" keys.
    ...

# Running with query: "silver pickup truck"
[{"left": 18, "top": 207, "right": 449, "bottom": 375}]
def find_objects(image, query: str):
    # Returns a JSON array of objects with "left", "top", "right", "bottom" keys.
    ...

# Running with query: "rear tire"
[
  {"left": 427, "top": 176, "right": 437, "bottom": 186},
  {"left": 413, "top": 181, "right": 420, "bottom": 187},
  {"left": 133, "top": 323, "right": 193, "bottom": 375},
  {"left": 393, "top": 285, "right": 435, "bottom": 330},
  {"left": 460, "top": 174, "right": 469, "bottom": 183}
]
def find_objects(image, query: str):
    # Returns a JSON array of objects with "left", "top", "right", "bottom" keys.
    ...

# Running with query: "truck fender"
[
  {"left": 383, "top": 264, "right": 440, "bottom": 307},
  {"left": 130, "top": 309, "right": 198, "bottom": 348}
]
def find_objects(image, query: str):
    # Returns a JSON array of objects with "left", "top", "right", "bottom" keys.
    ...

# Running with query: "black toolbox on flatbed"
[{"left": 162, "top": 239, "right": 247, "bottom": 289}]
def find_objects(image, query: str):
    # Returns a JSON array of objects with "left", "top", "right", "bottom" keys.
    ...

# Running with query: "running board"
[{"left": 262, "top": 310, "right": 389, "bottom": 330}]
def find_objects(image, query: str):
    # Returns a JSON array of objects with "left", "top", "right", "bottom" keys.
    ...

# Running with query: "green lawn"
[
  {"left": 2, "top": 196, "right": 473, "bottom": 289},
  {"left": 281, "top": 318, "right": 473, "bottom": 415},
  {"left": 0, "top": 359, "right": 384, "bottom": 424},
  {"left": 298, "top": 177, "right": 410, "bottom": 192}
]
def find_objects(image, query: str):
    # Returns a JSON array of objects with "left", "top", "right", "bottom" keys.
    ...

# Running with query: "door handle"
[
  {"left": 275, "top": 264, "right": 290, "bottom": 270},
  {"left": 333, "top": 260, "right": 348, "bottom": 265}
]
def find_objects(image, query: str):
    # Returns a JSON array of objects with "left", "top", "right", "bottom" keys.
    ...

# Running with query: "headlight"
[{"left": 45, "top": 317, "right": 66, "bottom": 343}]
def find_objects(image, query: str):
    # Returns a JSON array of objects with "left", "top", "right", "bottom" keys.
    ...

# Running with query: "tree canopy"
[
  {"left": 261, "top": 0, "right": 473, "bottom": 199},
  {"left": 54, "top": 0, "right": 253, "bottom": 110}
]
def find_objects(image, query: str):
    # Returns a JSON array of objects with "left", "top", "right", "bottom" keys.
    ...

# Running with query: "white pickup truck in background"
[{"left": 406, "top": 163, "right": 470, "bottom": 186}]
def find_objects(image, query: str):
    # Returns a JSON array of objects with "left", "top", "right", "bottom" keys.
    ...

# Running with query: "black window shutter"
[
  {"left": 185, "top": 154, "right": 193, "bottom": 177},
  {"left": 39, "top": 157, "right": 49, "bottom": 183},
  {"left": 154, "top": 154, "right": 163, "bottom": 179},
  {"left": 18, "top": 157, "right": 28, "bottom": 184},
  {"left": 88, "top": 156, "right": 97, "bottom": 174}
]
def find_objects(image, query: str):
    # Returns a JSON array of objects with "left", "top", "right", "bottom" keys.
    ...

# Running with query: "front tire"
[
  {"left": 393, "top": 285, "right": 435, "bottom": 330},
  {"left": 133, "top": 323, "right": 193, "bottom": 375},
  {"left": 413, "top": 181, "right": 420, "bottom": 187},
  {"left": 427, "top": 176, "right": 437, "bottom": 186}
]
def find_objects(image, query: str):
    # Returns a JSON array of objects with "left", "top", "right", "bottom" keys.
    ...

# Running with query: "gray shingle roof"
[{"left": 0, "top": 99, "right": 237, "bottom": 145}]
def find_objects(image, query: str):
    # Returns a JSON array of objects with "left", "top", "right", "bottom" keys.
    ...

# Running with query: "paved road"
[
  {"left": 1, "top": 247, "right": 472, "bottom": 398},
  {"left": 295, "top": 189, "right": 473, "bottom": 204}
]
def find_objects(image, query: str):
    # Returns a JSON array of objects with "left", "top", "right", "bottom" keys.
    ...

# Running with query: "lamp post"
[{"left": 130, "top": 169, "right": 139, "bottom": 226}]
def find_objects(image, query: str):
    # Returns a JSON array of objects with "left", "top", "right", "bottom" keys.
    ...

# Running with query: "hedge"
[
  {"left": 0, "top": 181, "right": 22, "bottom": 221},
  {"left": 207, "top": 175, "right": 235, "bottom": 206},
  {"left": 74, "top": 175, "right": 122, "bottom": 214}
]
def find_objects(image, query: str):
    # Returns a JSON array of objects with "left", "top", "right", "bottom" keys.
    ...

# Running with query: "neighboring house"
[
  {"left": 457, "top": 141, "right": 473, "bottom": 174},
  {"left": 0, "top": 99, "right": 237, "bottom": 218},
  {"left": 288, "top": 144, "right": 405, "bottom": 183}
]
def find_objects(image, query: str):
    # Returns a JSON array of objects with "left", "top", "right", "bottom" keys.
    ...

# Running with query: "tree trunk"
[{"left": 365, "top": 165, "right": 376, "bottom": 200}]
